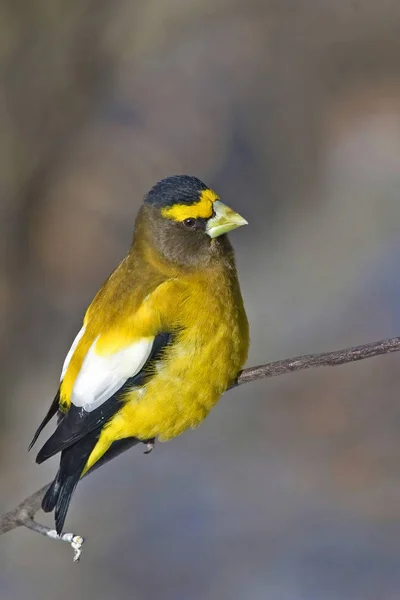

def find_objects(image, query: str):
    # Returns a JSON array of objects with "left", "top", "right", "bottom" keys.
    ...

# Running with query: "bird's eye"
[{"left": 183, "top": 218, "right": 196, "bottom": 230}]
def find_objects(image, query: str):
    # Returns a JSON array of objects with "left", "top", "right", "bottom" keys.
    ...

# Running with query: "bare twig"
[
  {"left": 231, "top": 336, "right": 400, "bottom": 387},
  {"left": 1, "top": 334, "right": 399, "bottom": 559},
  {"left": 0, "top": 483, "right": 84, "bottom": 561}
]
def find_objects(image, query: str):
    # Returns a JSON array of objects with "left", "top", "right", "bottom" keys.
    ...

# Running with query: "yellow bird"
[{"left": 30, "top": 175, "right": 249, "bottom": 534}]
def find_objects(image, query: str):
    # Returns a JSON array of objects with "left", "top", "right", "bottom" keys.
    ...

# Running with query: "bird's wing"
[
  {"left": 28, "top": 325, "right": 87, "bottom": 451},
  {"left": 70, "top": 334, "right": 154, "bottom": 411},
  {"left": 60, "top": 325, "right": 86, "bottom": 381},
  {"left": 35, "top": 331, "right": 173, "bottom": 463},
  {"left": 33, "top": 279, "right": 183, "bottom": 462}
]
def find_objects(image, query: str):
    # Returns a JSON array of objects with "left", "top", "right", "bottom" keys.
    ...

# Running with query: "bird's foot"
[{"left": 143, "top": 438, "right": 155, "bottom": 454}]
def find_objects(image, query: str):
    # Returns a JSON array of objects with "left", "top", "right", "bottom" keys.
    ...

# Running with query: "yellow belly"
[
  {"left": 83, "top": 268, "right": 249, "bottom": 473},
  {"left": 105, "top": 323, "right": 244, "bottom": 442}
]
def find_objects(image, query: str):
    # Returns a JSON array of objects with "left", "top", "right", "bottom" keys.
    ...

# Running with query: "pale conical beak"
[{"left": 206, "top": 200, "right": 248, "bottom": 239}]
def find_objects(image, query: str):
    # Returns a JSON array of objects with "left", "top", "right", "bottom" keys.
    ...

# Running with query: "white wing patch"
[
  {"left": 60, "top": 325, "right": 86, "bottom": 381},
  {"left": 71, "top": 336, "right": 154, "bottom": 412}
]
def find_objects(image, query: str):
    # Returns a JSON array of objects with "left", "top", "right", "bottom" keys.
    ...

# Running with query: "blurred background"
[{"left": 2, "top": 1, "right": 400, "bottom": 598}]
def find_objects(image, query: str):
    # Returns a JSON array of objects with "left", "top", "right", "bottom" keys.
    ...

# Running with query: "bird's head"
[{"left": 138, "top": 175, "right": 247, "bottom": 267}]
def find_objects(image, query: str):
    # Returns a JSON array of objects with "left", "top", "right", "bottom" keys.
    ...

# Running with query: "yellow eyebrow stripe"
[{"left": 161, "top": 189, "right": 219, "bottom": 221}]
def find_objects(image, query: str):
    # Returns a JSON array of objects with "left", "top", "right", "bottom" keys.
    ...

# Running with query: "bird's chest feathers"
[
  {"left": 175, "top": 272, "right": 246, "bottom": 378},
  {"left": 122, "top": 273, "right": 248, "bottom": 441}
]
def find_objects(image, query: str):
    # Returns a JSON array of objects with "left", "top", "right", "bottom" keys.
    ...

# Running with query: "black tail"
[
  {"left": 54, "top": 470, "right": 83, "bottom": 536},
  {"left": 42, "top": 431, "right": 99, "bottom": 534},
  {"left": 42, "top": 471, "right": 63, "bottom": 512}
]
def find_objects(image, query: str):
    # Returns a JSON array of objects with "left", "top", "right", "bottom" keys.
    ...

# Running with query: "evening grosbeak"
[{"left": 30, "top": 175, "right": 249, "bottom": 534}]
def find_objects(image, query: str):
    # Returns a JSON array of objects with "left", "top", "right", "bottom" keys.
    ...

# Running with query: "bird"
[{"left": 29, "top": 174, "right": 249, "bottom": 535}]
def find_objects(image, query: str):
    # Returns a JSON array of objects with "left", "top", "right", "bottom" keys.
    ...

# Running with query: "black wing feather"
[
  {"left": 36, "top": 401, "right": 121, "bottom": 464},
  {"left": 35, "top": 332, "right": 172, "bottom": 464},
  {"left": 35, "top": 331, "right": 173, "bottom": 533},
  {"left": 28, "top": 390, "right": 60, "bottom": 451}
]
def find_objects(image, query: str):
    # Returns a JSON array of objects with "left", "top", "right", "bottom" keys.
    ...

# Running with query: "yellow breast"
[{"left": 105, "top": 268, "right": 249, "bottom": 442}]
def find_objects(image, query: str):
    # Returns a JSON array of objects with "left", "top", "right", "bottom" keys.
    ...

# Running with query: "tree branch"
[
  {"left": 1, "top": 335, "right": 400, "bottom": 560},
  {"left": 0, "top": 482, "right": 84, "bottom": 561},
  {"left": 231, "top": 335, "right": 400, "bottom": 387}
]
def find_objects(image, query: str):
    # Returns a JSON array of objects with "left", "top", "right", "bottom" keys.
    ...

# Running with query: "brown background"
[{"left": 2, "top": 1, "right": 400, "bottom": 598}]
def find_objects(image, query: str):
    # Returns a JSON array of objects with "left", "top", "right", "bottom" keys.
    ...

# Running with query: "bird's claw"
[
  {"left": 46, "top": 530, "right": 84, "bottom": 562},
  {"left": 71, "top": 535, "right": 84, "bottom": 563},
  {"left": 144, "top": 438, "right": 155, "bottom": 454}
]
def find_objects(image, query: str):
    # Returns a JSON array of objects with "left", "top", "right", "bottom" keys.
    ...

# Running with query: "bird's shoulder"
[{"left": 58, "top": 257, "right": 190, "bottom": 407}]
